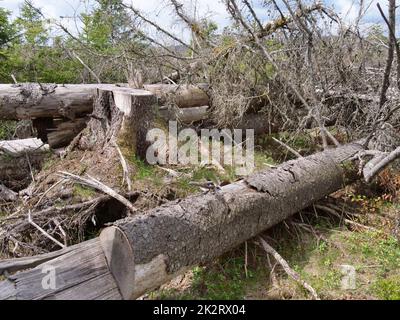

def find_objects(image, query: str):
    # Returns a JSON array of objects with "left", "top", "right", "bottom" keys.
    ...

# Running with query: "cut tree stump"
[
  {"left": 75, "top": 87, "right": 156, "bottom": 160},
  {"left": 0, "top": 142, "right": 365, "bottom": 300}
]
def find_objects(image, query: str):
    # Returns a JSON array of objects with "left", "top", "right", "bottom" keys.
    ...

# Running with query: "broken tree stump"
[
  {"left": 0, "top": 142, "right": 365, "bottom": 300},
  {"left": 75, "top": 87, "right": 156, "bottom": 160}
]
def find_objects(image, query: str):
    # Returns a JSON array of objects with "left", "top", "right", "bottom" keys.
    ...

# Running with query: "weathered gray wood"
[
  {"left": 0, "top": 279, "right": 16, "bottom": 300},
  {"left": 109, "top": 143, "right": 363, "bottom": 299},
  {"left": 0, "top": 138, "right": 48, "bottom": 156},
  {"left": 159, "top": 105, "right": 209, "bottom": 123},
  {"left": 0, "top": 239, "right": 122, "bottom": 300},
  {"left": 0, "top": 184, "right": 17, "bottom": 201},
  {"left": 0, "top": 143, "right": 365, "bottom": 300},
  {"left": 144, "top": 83, "right": 209, "bottom": 109},
  {"left": 0, "top": 242, "right": 89, "bottom": 274},
  {"left": 0, "top": 83, "right": 147, "bottom": 120},
  {"left": 0, "top": 84, "right": 95, "bottom": 120}
]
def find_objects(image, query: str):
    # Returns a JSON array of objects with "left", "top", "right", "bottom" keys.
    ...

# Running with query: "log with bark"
[
  {"left": 0, "top": 83, "right": 210, "bottom": 120},
  {"left": 0, "top": 142, "right": 365, "bottom": 300},
  {"left": 143, "top": 83, "right": 210, "bottom": 109},
  {"left": 159, "top": 105, "right": 209, "bottom": 123},
  {"left": 0, "top": 84, "right": 97, "bottom": 120}
]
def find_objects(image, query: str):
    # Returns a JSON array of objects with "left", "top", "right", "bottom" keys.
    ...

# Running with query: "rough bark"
[
  {"left": 0, "top": 142, "right": 365, "bottom": 300},
  {"left": 75, "top": 87, "right": 156, "bottom": 159},
  {"left": 0, "top": 84, "right": 93, "bottom": 120},
  {"left": 0, "top": 84, "right": 130, "bottom": 120}
]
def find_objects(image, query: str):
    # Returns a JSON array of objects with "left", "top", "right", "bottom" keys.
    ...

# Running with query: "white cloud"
[
  {"left": 0, "top": 0, "right": 387, "bottom": 39},
  {"left": 0, "top": 0, "right": 231, "bottom": 41}
]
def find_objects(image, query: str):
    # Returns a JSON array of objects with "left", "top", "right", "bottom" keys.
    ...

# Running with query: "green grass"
[
  {"left": 346, "top": 231, "right": 400, "bottom": 273},
  {"left": 254, "top": 151, "right": 276, "bottom": 170},
  {"left": 129, "top": 155, "right": 157, "bottom": 180},
  {"left": 73, "top": 184, "right": 96, "bottom": 198},
  {"left": 151, "top": 254, "right": 268, "bottom": 300},
  {"left": 0, "top": 120, "right": 16, "bottom": 140},
  {"left": 150, "top": 211, "right": 400, "bottom": 300},
  {"left": 372, "top": 277, "right": 400, "bottom": 300}
]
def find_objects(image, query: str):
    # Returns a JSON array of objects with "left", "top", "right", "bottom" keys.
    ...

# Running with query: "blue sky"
[{"left": 0, "top": 0, "right": 385, "bottom": 38}]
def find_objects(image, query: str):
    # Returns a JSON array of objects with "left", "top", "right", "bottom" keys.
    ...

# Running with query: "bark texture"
[
  {"left": 76, "top": 87, "right": 156, "bottom": 159},
  {"left": 0, "top": 143, "right": 365, "bottom": 300},
  {"left": 0, "top": 84, "right": 99, "bottom": 120}
]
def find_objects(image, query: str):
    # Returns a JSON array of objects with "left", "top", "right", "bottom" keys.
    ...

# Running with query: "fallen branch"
[
  {"left": 27, "top": 211, "right": 66, "bottom": 249},
  {"left": 272, "top": 137, "right": 303, "bottom": 158},
  {"left": 114, "top": 143, "right": 132, "bottom": 192},
  {"left": 363, "top": 146, "right": 400, "bottom": 183},
  {"left": 259, "top": 237, "right": 320, "bottom": 300},
  {"left": 58, "top": 172, "right": 137, "bottom": 214},
  {"left": 314, "top": 205, "right": 378, "bottom": 232}
]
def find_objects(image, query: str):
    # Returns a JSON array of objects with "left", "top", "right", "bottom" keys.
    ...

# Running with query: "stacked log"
[{"left": 0, "top": 82, "right": 275, "bottom": 151}]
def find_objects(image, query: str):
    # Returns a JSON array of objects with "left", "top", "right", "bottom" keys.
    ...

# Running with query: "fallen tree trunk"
[
  {"left": 0, "top": 142, "right": 365, "bottom": 300},
  {"left": 47, "top": 118, "right": 88, "bottom": 149},
  {"left": 0, "top": 84, "right": 94, "bottom": 120},
  {"left": 0, "top": 83, "right": 210, "bottom": 119},
  {"left": 0, "top": 84, "right": 130, "bottom": 120},
  {"left": 143, "top": 83, "right": 209, "bottom": 109},
  {"left": 159, "top": 105, "right": 209, "bottom": 123}
]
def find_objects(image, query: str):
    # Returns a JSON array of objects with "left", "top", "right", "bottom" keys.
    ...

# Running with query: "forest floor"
[
  {"left": 149, "top": 194, "right": 400, "bottom": 300},
  {"left": 145, "top": 133, "right": 400, "bottom": 301},
  {"left": 1, "top": 130, "right": 399, "bottom": 300}
]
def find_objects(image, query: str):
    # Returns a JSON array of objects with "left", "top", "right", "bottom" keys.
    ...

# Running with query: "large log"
[
  {"left": 47, "top": 118, "right": 88, "bottom": 149},
  {"left": 0, "top": 83, "right": 128, "bottom": 120},
  {"left": 0, "top": 84, "right": 93, "bottom": 120},
  {"left": 0, "top": 142, "right": 365, "bottom": 300},
  {"left": 159, "top": 105, "right": 209, "bottom": 123},
  {"left": 143, "top": 83, "right": 209, "bottom": 109},
  {"left": 0, "top": 83, "right": 210, "bottom": 120}
]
